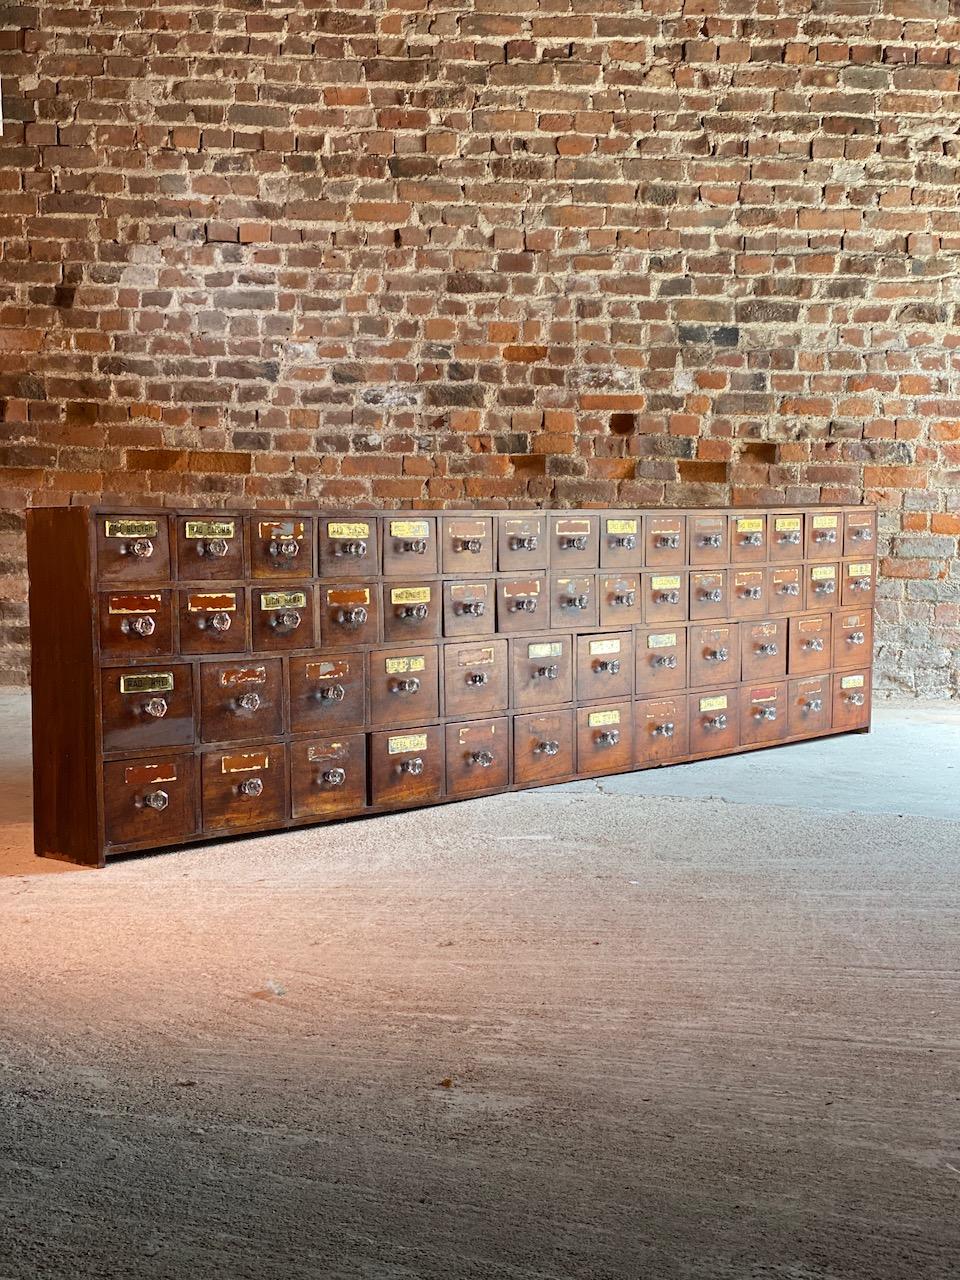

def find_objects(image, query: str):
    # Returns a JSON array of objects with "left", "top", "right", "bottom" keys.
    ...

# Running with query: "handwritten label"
[{"left": 218, "top": 665, "right": 266, "bottom": 688}]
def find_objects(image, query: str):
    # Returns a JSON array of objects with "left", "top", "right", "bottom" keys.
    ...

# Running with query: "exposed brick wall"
[{"left": 1, "top": 1, "right": 958, "bottom": 694}]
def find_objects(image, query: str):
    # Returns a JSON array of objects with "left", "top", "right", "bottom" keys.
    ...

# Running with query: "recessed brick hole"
[{"left": 609, "top": 412, "right": 635, "bottom": 436}]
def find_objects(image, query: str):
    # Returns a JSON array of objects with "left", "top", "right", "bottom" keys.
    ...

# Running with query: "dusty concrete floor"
[{"left": 0, "top": 692, "right": 958, "bottom": 1280}]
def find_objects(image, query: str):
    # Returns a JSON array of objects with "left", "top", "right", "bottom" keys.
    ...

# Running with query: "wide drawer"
[
  {"left": 103, "top": 754, "right": 199, "bottom": 848},
  {"left": 513, "top": 710, "right": 575, "bottom": 785},
  {"left": 202, "top": 743, "right": 288, "bottom": 831},
  {"left": 199, "top": 658, "right": 283, "bottom": 743},
  {"left": 101, "top": 663, "right": 195, "bottom": 752},
  {"left": 369, "top": 725, "right": 443, "bottom": 807},
  {"left": 290, "top": 734, "right": 367, "bottom": 820},
  {"left": 443, "top": 638, "right": 509, "bottom": 718}
]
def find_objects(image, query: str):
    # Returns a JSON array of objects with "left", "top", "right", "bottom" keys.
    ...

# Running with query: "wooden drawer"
[
  {"left": 576, "top": 702, "right": 633, "bottom": 776},
  {"left": 550, "top": 574, "right": 598, "bottom": 629},
  {"left": 101, "top": 664, "right": 195, "bottom": 753},
  {"left": 769, "top": 513, "right": 804, "bottom": 562},
  {"left": 688, "top": 513, "right": 728, "bottom": 566},
  {"left": 369, "top": 725, "right": 443, "bottom": 807},
  {"left": 788, "top": 613, "right": 832, "bottom": 675},
  {"left": 513, "top": 710, "right": 575, "bottom": 785},
  {"left": 442, "top": 579, "right": 495, "bottom": 638},
  {"left": 833, "top": 669, "right": 871, "bottom": 731},
  {"left": 103, "top": 755, "right": 198, "bottom": 848},
  {"left": 382, "top": 516, "right": 438, "bottom": 576},
  {"left": 318, "top": 582, "right": 380, "bottom": 650},
  {"left": 739, "top": 680, "right": 788, "bottom": 747},
  {"left": 318, "top": 516, "right": 379, "bottom": 578},
  {"left": 99, "top": 590, "right": 173, "bottom": 660},
  {"left": 841, "top": 560, "right": 876, "bottom": 607},
  {"left": 175, "top": 516, "right": 244, "bottom": 581},
  {"left": 288, "top": 654, "right": 365, "bottom": 734},
  {"left": 730, "top": 514, "right": 767, "bottom": 564},
  {"left": 202, "top": 744, "right": 288, "bottom": 831},
  {"left": 788, "top": 674, "right": 832, "bottom": 738},
  {"left": 635, "top": 695, "right": 688, "bottom": 766},
  {"left": 445, "top": 717, "right": 510, "bottom": 798},
  {"left": 96, "top": 514, "right": 171, "bottom": 585},
  {"left": 576, "top": 631, "right": 633, "bottom": 703},
  {"left": 199, "top": 658, "right": 283, "bottom": 744},
  {"left": 511, "top": 634, "right": 574, "bottom": 709},
  {"left": 599, "top": 514, "right": 642, "bottom": 569},
  {"left": 643, "top": 571, "right": 688, "bottom": 624},
  {"left": 290, "top": 734, "right": 367, "bottom": 820},
  {"left": 497, "top": 514, "right": 547, "bottom": 571},
  {"left": 689, "top": 688, "right": 739, "bottom": 755},
  {"left": 644, "top": 514, "right": 685, "bottom": 568},
  {"left": 635, "top": 626, "right": 686, "bottom": 697},
  {"left": 690, "top": 570, "right": 728, "bottom": 622},
  {"left": 740, "top": 619, "right": 786, "bottom": 683},
  {"left": 250, "top": 516, "right": 313, "bottom": 579},
  {"left": 688, "top": 622, "right": 740, "bottom": 689},
  {"left": 833, "top": 609, "right": 873, "bottom": 670},
  {"left": 549, "top": 514, "right": 599, "bottom": 569},
  {"left": 251, "top": 586, "right": 315, "bottom": 653},
  {"left": 178, "top": 588, "right": 248, "bottom": 656},
  {"left": 440, "top": 516, "right": 494, "bottom": 574},
  {"left": 442, "top": 639, "right": 509, "bottom": 718},
  {"left": 496, "top": 574, "right": 547, "bottom": 633},
  {"left": 844, "top": 510, "right": 876, "bottom": 557},
  {"left": 806, "top": 510, "right": 842, "bottom": 560},
  {"left": 598, "top": 573, "right": 641, "bottom": 627},
  {"left": 768, "top": 565, "right": 802, "bottom": 615},
  {"left": 368, "top": 644, "right": 440, "bottom": 728},
  {"left": 805, "top": 562, "right": 839, "bottom": 609},
  {"left": 730, "top": 568, "right": 767, "bottom": 620},
  {"left": 381, "top": 582, "right": 441, "bottom": 644}
]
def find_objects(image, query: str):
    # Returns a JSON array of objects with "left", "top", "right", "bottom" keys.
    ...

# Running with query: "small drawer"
[
  {"left": 549, "top": 514, "right": 599, "bottom": 569},
  {"left": 739, "top": 680, "right": 788, "bottom": 747},
  {"left": 769, "top": 513, "right": 805, "bottom": 562},
  {"left": 513, "top": 710, "right": 575, "bottom": 785},
  {"left": 788, "top": 613, "right": 832, "bottom": 675},
  {"left": 598, "top": 573, "right": 641, "bottom": 628},
  {"left": 644, "top": 514, "right": 685, "bottom": 568},
  {"left": 690, "top": 570, "right": 728, "bottom": 622},
  {"left": 833, "top": 669, "right": 871, "bottom": 731},
  {"left": 368, "top": 644, "right": 440, "bottom": 728},
  {"left": 788, "top": 674, "right": 832, "bottom": 738},
  {"left": 251, "top": 586, "right": 316, "bottom": 653},
  {"left": 805, "top": 562, "right": 839, "bottom": 609},
  {"left": 497, "top": 514, "right": 548, "bottom": 571},
  {"left": 806, "top": 510, "right": 842, "bottom": 560},
  {"left": 202, "top": 744, "right": 288, "bottom": 831},
  {"left": 178, "top": 588, "right": 248, "bottom": 656},
  {"left": 550, "top": 574, "right": 598, "bottom": 629},
  {"left": 844, "top": 509, "right": 876, "bottom": 556},
  {"left": 740, "top": 619, "right": 786, "bottom": 682},
  {"left": 99, "top": 590, "right": 173, "bottom": 659},
  {"left": 381, "top": 581, "right": 441, "bottom": 644},
  {"left": 832, "top": 608, "right": 873, "bottom": 670},
  {"left": 96, "top": 514, "right": 171, "bottom": 585},
  {"left": 441, "top": 516, "right": 494, "bottom": 574},
  {"left": 369, "top": 725, "right": 443, "bottom": 807},
  {"left": 576, "top": 631, "right": 633, "bottom": 703},
  {"left": 318, "top": 516, "right": 379, "bottom": 578},
  {"left": 635, "top": 696, "right": 688, "bottom": 766},
  {"left": 688, "top": 513, "right": 729, "bottom": 566},
  {"left": 442, "top": 579, "right": 495, "bottom": 638},
  {"left": 768, "top": 565, "right": 803, "bottom": 615},
  {"left": 730, "top": 514, "right": 767, "bottom": 564},
  {"left": 599, "top": 514, "right": 642, "bottom": 569},
  {"left": 319, "top": 582, "right": 381, "bottom": 650},
  {"left": 382, "top": 516, "right": 438, "bottom": 576},
  {"left": 730, "top": 568, "right": 768, "bottom": 620},
  {"left": 496, "top": 574, "right": 547, "bottom": 633},
  {"left": 635, "top": 625, "right": 686, "bottom": 697},
  {"left": 175, "top": 516, "right": 244, "bottom": 581},
  {"left": 688, "top": 622, "right": 740, "bottom": 690},
  {"left": 511, "top": 634, "right": 574, "bottom": 710},
  {"left": 443, "top": 638, "right": 508, "bottom": 718},
  {"left": 288, "top": 654, "right": 365, "bottom": 734},
  {"left": 250, "top": 516, "right": 313, "bottom": 579},
  {"left": 445, "top": 717, "right": 510, "bottom": 798},
  {"left": 643, "top": 571, "right": 689, "bottom": 624},
  {"left": 101, "top": 664, "right": 195, "bottom": 753},
  {"left": 576, "top": 702, "right": 633, "bottom": 776},
  {"left": 103, "top": 755, "right": 198, "bottom": 848},
  {"left": 199, "top": 659, "right": 283, "bottom": 744},
  {"left": 290, "top": 734, "right": 367, "bottom": 820},
  {"left": 688, "top": 688, "right": 739, "bottom": 755},
  {"left": 841, "top": 560, "right": 876, "bottom": 607}
]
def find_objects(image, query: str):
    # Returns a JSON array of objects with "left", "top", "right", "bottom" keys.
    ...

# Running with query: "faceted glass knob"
[
  {"left": 513, "top": 597, "right": 537, "bottom": 613},
  {"left": 272, "top": 609, "right": 301, "bottom": 630},
  {"left": 399, "top": 757, "right": 424, "bottom": 775},
  {"left": 512, "top": 535, "right": 538, "bottom": 551},
  {"left": 537, "top": 740, "right": 560, "bottom": 756},
  {"left": 564, "top": 535, "right": 588, "bottom": 551},
  {"left": 142, "top": 789, "right": 168, "bottom": 811},
  {"left": 143, "top": 697, "right": 168, "bottom": 719},
  {"left": 460, "top": 538, "right": 483, "bottom": 554},
  {"left": 654, "top": 654, "right": 677, "bottom": 668},
  {"left": 707, "top": 714, "right": 728, "bottom": 730},
  {"left": 271, "top": 538, "right": 300, "bottom": 558},
  {"left": 210, "top": 611, "right": 232, "bottom": 632},
  {"left": 317, "top": 683, "right": 345, "bottom": 702},
  {"left": 536, "top": 664, "right": 560, "bottom": 680},
  {"left": 613, "top": 591, "right": 636, "bottom": 607},
  {"left": 613, "top": 534, "right": 636, "bottom": 550},
  {"left": 702, "top": 588, "right": 723, "bottom": 603},
  {"left": 400, "top": 603, "right": 429, "bottom": 621},
  {"left": 337, "top": 606, "right": 367, "bottom": 628},
  {"left": 659, "top": 590, "right": 680, "bottom": 605},
  {"left": 322, "top": 768, "right": 346, "bottom": 787},
  {"left": 470, "top": 750, "right": 495, "bottom": 768},
  {"left": 401, "top": 539, "right": 427, "bottom": 554},
  {"left": 200, "top": 538, "right": 229, "bottom": 558},
  {"left": 708, "top": 647, "right": 729, "bottom": 662},
  {"left": 654, "top": 722, "right": 675, "bottom": 738},
  {"left": 237, "top": 691, "right": 261, "bottom": 712},
  {"left": 125, "top": 615, "right": 156, "bottom": 637},
  {"left": 238, "top": 777, "right": 264, "bottom": 798},
  {"left": 392, "top": 677, "right": 421, "bottom": 695},
  {"left": 805, "top": 698, "right": 823, "bottom": 713},
  {"left": 467, "top": 671, "right": 489, "bottom": 686},
  {"left": 567, "top": 594, "right": 589, "bottom": 609},
  {"left": 848, "top": 630, "right": 866, "bottom": 645},
  {"left": 458, "top": 600, "right": 485, "bottom": 616},
  {"left": 339, "top": 540, "right": 367, "bottom": 557},
  {"left": 596, "top": 729, "right": 620, "bottom": 746},
  {"left": 129, "top": 538, "right": 154, "bottom": 559}
]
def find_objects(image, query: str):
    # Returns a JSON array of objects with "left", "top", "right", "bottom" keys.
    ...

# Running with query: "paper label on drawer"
[
  {"left": 503, "top": 579, "right": 541, "bottom": 596},
  {"left": 326, "top": 586, "right": 370, "bottom": 607},
  {"left": 556, "top": 518, "right": 591, "bottom": 536},
  {"left": 735, "top": 571, "right": 762, "bottom": 586},
  {"left": 187, "top": 592, "right": 236, "bottom": 612},
  {"left": 588, "top": 709, "right": 620, "bottom": 727},
  {"left": 124, "top": 761, "right": 177, "bottom": 786},
  {"left": 258, "top": 519, "right": 304, "bottom": 540},
  {"left": 752, "top": 622, "right": 778, "bottom": 639},
  {"left": 505, "top": 518, "right": 540, "bottom": 535},
  {"left": 606, "top": 518, "right": 637, "bottom": 535},
  {"left": 108, "top": 593, "right": 162, "bottom": 615},
  {"left": 105, "top": 518, "right": 159, "bottom": 539},
  {"left": 458, "top": 646, "right": 495, "bottom": 667},
  {"left": 736, "top": 518, "right": 764, "bottom": 533},
  {"left": 328, "top": 521, "right": 369, "bottom": 540},
  {"left": 813, "top": 514, "right": 838, "bottom": 529},
  {"left": 219, "top": 665, "right": 266, "bottom": 688},
  {"left": 589, "top": 638, "right": 621, "bottom": 656},
  {"left": 459, "top": 723, "right": 497, "bottom": 746},
  {"left": 799, "top": 617, "right": 827, "bottom": 634},
  {"left": 391, "top": 587, "right": 431, "bottom": 605},
  {"left": 119, "top": 672, "right": 174, "bottom": 694},
  {"left": 704, "top": 625, "right": 730, "bottom": 640},
  {"left": 261, "top": 591, "right": 306, "bottom": 610},
  {"left": 751, "top": 686, "right": 778, "bottom": 703},
  {"left": 651, "top": 575, "right": 681, "bottom": 590},
  {"left": 699, "top": 695, "right": 728, "bottom": 713},
  {"left": 184, "top": 519, "right": 235, "bottom": 539},
  {"left": 843, "top": 613, "right": 867, "bottom": 627},
  {"left": 385, "top": 655, "right": 425, "bottom": 674},
  {"left": 775, "top": 516, "right": 802, "bottom": 532},
  {"left": 647, "top": 633, "right": 677, "bottom": 649},
  {"left": 388, "top": 733, "right": 428, "bottom": 755},
  {"left": 221, "top": 750, "right": 269, "bottom": 774},
  {"left": 307, "top": 741, "right": 346, "bottom": 763},
  {"left": 696, "top": 573, "right": 722, "bottom": 587},
  {"left": 528, "top": 642, "right": 563, "bottom": 659},
  {"left": 773, "top": 568, "right": 799, "bottom": 583},
  {"left": 810, "top": 566, "right": 835, "bottom": 581},
  {"left": 449, "top": 519, "right": 486, "bottom": 538},
  {"left": 391, "top": 519, "right": 429, "bottom": 539},
  {"left": 650, "top": 519, "right": 680, "bottom": 531},
  {"left": 305, "top": 660, "right": 349, "bottom": 680},
  {"left": 451, "top": 583, "right": 487, "bottom": 600},
  {"left": 847, "top": 562, "right": 872, "bottom": 576},
  {"left": 798, "top": 677, "right": 826, "bottom": 695},
  {"left": 841, "top": 674, "right": 865, "bottom": 689}
]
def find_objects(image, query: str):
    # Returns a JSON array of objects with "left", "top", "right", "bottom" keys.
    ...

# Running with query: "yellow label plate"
[
  {"left": 391, "top": 519, "right": 429, "bottom": 538},
  {"left": 184, "top": 519, "right": 234, "bottom": 539},
  {"left": 385, "top": 655, "right": 425, "bottom": 674},
  {"left": 775, "top": 516, "right": 802, "bottom": 531},
  {"left": 261, "top": 591, "right": 306, "bottom": 610},
  {"left": 841, "top": 675, "right": 866, "bottom": 689},
  {"left": 737, "top": 518, "right": 763, "bottom": 533},
  {"left": 388, "top": 733, "right": 428, "bottom": 755},
  {"left": 588, "top": 709, "right": 620, "bottom": 727},
  {"left": 105, "top": 518, "right": 158, "bottom": 539},
  {"left": 811, "top": 566, "right": 835, "bottom": 581},
  {"left": 589, "top": 638, "right": 621, "bottom": 656},
  {"left": 606, "top": 518, "right": 637, "bottom": 535},
  {"left": 651, "top": 575, "right": 681, "bottom": 590},
  {"left": 221, "top": 751, "right": 269, "bottom": 774},
  {"left": 647, "top": 633, "right": 677, "bottom": 649},
  {"left": 187, "top": 591, "right": 236, "bottom": 612},
  {"left": 328, "top": 521, "right": 369, "bottom": 540},
  {"left": 391, "top": 586, "right": 431, "bottom": 605},
  {"left": 528, "top": 642, "right": 563, "bottom": 659},
  {"left": 119, "top": 672, "right": 174, "bottom": 694},
  {"left": 813, "top": 514, "right": 838, "bottom": 529},
  {"left": 699, "top": 695, "right": 728, "bottom": 712},
  {"left": 847, "top": 562, "right": 872, "bottom": 576},
  {"left": 219, "top": 665, "right": 266, "bottom": 688},
  {"left": 458, "top": 646, "right": 495, "bottom": 667}
]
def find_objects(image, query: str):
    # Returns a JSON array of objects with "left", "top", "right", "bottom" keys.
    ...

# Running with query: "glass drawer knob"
[
  {"left": 804, "top": 638, "right": 824, "bottom": 652},
  {"left": 238, "top": 776, "right": 264, "bottom": 798},
  {"left": 613, "top": 591, "right": 636, "bottom": 607},
  {"left": 392, "top": 677, "right": 421, "bottom": 694},
  {"left": 653, "top": 722, "right": 675, "bottom": 738},
  {"left": 815, "top": 529, "right": 837, "bottom": 544},
  {"left": 143, "top": 697, "right": 167, "bottom": 719},
  {"left": 814, "top": 582, "right": 835, "bottom": 595},
  {"left": 470, "top": 750, "right": 495, "bottom": 768},
  {"left": 567, "top": 593, "right": 589, "bottom": 609},
  {"left": 317, "top": 683, "right": 345, "bottom": 702},
  {"left": 399, "top": 757, "right": 424, "bottom": 775},
  {"left": 124, "top": 615, "right": 156, "bottom": 637},
  {"left": 512, "top": 535, "right": 538, "bottom": 551},
  {"left": 399, "top": 603, "right": 428, "bottom": 621},
  {"left": 612, "top": 534, "right": 636, "bottom": 550},
  {"left": 563, "top": 535, "right": 588, "bottom": 551},
  {"left": 458, "top": 600, "right": 485, "bottom": 616},
  {"left": 401, "top": 538, "right": 427, "bottom": 554},
  {"left": 337, "top": 606, "right": 367, "bottom": 628},
  {"left": 209, "top": 611, "right": 232, "bottom": 632},
  {"left": 596, "top": 729, "right": 620, "bottom": 747},
  {"left": 270, "top": 538, "right": 300, "bottom": 558},
  {"left": 780, "top": 582, "right": 800, "bottom": 595},
  {"left": 743, "top": 586, "right": 762, "bottom": 600},
  {"left": 853, "top": 528, "right": 873, "bottom": 541},
  {"left": 702, "top": 588, "right": 723, "bottom": 603},
  {"left": 702, "top": 533, "right": 722, "bottom": 548},
  {"left": 338, "top": 539, "right": 367, "bottom": 557},
  {"left": 537, "top": 740, "right": 560, "bottom": 756},
  {"left": 272, "top": 609, "right": 301, "bottom": 630},
  {"left": 847, "top": 691, "right": 866, "bottom": 706},
  {"left": 459, "top": 537, "right": 483, "bottom": 554},
  {"left": 127, "top": 538, "right": 154, "bottom": 559},
  {"left": 781, "top": 531, "right": 801, "bottom": 545},
  {"left": 852, "top": 578, "right": 871, "bottom": 591},
  {"left": 708, "top": 647, "right": 729, "bottom": 662},
  {"left": 755, "top": 706, "right": 777, "bottom": 721},
  {"left": 322, "top": 768, "right": 346, "bottom": 787},
  {"left": 467, "top": 671, "right": 489, "bottom": 686},
  {"left": 199, "top": 538, "right": 229, "bottom": 558},
  {"left": 536, "top": 664, "right": 559, "bottom": 680},
  {"left": 804, "top": 698, "right": 823, "bottom": 713},
  {"left": 596, "top": 659, "right": 621, "bottom": 674},
  {"left": 707, "top": 714, "right": 728, "bottom": 730},
  {"left": 657, "top": 533, "right": 680, "bottom": 549},
  {"left": 848, "top": 631, "right": 865, "bottom": 645},
  {"left": 758, "top": 643, "right": 778, "bottom": 656},
  {"left": 654, "top": 654, "right": 677, "bottom": 669},
  {"left": 658, "top": 590, "right": 680, "bottom": 605},
  {"left": 742, "top": 532, "right": 763, "bottom": 547},
  {"left": 142, "top": 789, "right": 168, "bottom": 811},
  {"left": 237, "top": 691, "right": 261, "bottom": 712},
  {"left": 512, "top": 596, "right": 537, "bottom": 612}
]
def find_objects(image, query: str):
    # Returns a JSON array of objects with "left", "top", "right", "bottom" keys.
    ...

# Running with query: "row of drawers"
[
  {"left": 96, "top": 562, "right": 876, "bottom": 660},
  {"left": 100, "top": 608, "right": 873, "bottom": 753},
  {"left": 103, "top": 670, "right": 872, "bottom": 852},
  {"left": 93, "top": 509, "right": 877, "bottom": 584}
]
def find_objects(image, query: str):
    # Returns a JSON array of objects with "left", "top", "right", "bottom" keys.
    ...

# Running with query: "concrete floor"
[{"left": 0, "top": 691, "right": 958, "bottom": 1279}]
